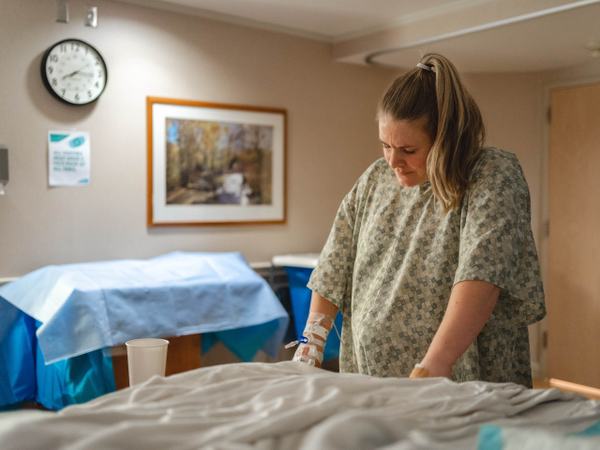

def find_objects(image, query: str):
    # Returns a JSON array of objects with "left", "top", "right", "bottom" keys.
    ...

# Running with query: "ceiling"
[
  {"left": 117, "top": 0, "right": 464, "bottom": 41},
  {"left": 117, "top": 0, "right": 600, "bottom": 73}
]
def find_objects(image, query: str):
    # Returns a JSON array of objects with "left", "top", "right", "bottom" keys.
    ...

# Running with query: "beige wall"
[
  {"left": 0, "top": 0, "right": 546, "bottom": 279},
  {"left": 0, "top": 0, "right": 391, "bottom": 276},
  {"left": 463, "top": 72, "right": 545, "bottom": 243}
]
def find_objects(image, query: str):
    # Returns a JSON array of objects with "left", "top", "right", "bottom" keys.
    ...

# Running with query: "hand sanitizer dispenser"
[{"left": 0, "top": 147, "right": 8, "bottom": 195}]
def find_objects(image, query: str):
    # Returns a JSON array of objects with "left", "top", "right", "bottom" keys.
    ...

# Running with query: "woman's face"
[{"left": 379, "top": 115, "right": 433, "bottom": 187}]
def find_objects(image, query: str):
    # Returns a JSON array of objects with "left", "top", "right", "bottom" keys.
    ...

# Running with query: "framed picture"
[{"left": 147, "top": 97, "right": 286, "bottom": 226}]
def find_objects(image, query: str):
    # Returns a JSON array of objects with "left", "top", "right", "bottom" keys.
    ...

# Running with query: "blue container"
[{"left": 284, "top": 267, "right": 342, "bottom": 361}]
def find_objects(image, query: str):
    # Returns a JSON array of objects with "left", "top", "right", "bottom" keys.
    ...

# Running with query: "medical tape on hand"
[
  {"left": 290, "top": 311, "right": 335, "bottom": 366},
  {"left": 296, "top": 355, "right": 316, "bottom": 366},
  {"left": 305, "top": 345, "right": 323, "bottom": 360},
  {"left": 293, "top": 344, "right": 324, "bottom": 365},
  {"left": 305, "top": 311, "right": 333, "bottom": 334},
  {"left": 305, "top": 323, "right": 329, "bottom": 343}
]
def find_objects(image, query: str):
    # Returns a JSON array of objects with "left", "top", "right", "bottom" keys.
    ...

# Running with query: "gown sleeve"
[
  {"left": 307, "top": 178, "right": 361, "bottom": 314},
  {"left": 453, "top": 150, "right": 546, "bottom": 326}
]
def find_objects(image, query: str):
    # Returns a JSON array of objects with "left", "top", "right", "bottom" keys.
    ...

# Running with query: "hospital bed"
[
  {"left": 0, "top": 252, "right": 289, "bottom": 410},
  {"left": 0, "top": 361, "right": 598, "bottom": 449}
]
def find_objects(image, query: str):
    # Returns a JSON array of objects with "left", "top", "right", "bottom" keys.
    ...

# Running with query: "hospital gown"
[{"left": 307, "top": 148, "right": 545, "bottom": 386}]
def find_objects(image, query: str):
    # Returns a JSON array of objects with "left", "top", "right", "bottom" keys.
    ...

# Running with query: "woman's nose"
[{"left": 388, "top": 150, "right": 405, "bottom": 168}]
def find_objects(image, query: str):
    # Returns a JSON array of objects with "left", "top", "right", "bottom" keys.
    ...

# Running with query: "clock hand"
[
  {"left": 61, "top": 66, "right": 89, "bottom": 80},
  {"left": 62, "top": 70, "right": 80, "bottom": 80}
]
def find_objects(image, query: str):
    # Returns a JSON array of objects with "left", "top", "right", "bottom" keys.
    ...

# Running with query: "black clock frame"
[{"left": 40, "top": 38, "right": 108, "bottom": 106}]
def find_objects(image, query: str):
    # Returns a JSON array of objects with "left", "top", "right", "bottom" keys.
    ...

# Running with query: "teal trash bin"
[{"left": 272, "top": 254, "right": 342, "bottom": 361}]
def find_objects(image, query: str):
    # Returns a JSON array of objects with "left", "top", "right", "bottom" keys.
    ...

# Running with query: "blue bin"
[{"left": 275, "top": 255, "right": 342, "bottom": 361}]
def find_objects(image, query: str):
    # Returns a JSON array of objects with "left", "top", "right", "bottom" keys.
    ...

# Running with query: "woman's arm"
[
  {"left": 412, "top": 280, "right": 499, "bottom": 377},
  {"left": 291, "top": 291, "right": 339, "bottom": 367},
  {"left": 309, "top": 290, "right": 339, "bottom": 317}
]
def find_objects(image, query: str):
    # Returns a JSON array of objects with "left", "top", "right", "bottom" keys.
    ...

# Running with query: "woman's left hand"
[
  {"left": 409, "top": 360, "right": 452, "bottom": 378},
  {"left": 409, "top": 365, "right": 430, "bottom": 378}
]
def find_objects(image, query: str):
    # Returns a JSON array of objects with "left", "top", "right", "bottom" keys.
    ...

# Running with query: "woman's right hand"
[
  {"left": 292, "top": 341, "right": 325, "bottom": 367},
  {"left": 290, "top": 293, "right": 338, "bottom": 368}
]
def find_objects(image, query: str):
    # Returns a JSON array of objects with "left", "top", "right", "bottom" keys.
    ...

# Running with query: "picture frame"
[{"left": 147, "top": 97, "right": 287, "bottom": 226}]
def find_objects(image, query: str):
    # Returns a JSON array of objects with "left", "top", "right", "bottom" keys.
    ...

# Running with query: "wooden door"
[{"left": 547, "top": 82, "right": 600, "bottom": 388}]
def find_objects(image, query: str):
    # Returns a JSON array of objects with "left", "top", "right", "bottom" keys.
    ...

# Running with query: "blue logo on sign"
[
  {"left": 69, "top": 136, "right": 86, "bottom": 148},
  {"left": 50, "top": 134, "right": 69, "bottom": 142}
]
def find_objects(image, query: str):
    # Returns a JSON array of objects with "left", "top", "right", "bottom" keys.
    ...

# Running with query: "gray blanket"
[{"left": 0, "top": 361, "right": 598, "bottom": 449}]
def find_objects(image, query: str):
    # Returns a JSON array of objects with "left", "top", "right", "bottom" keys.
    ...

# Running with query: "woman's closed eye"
[{"left": 382, "top": 144, "right": 417, "bottom": 155}]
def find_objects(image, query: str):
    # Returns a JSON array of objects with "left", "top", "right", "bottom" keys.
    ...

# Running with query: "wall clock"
[{"left": 41, "top": 38, "right": 108, "bottom": 106}]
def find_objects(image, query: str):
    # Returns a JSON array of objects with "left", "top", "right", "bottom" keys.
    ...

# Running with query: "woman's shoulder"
[
  {"left": 466, "top": 147, "right": 531, "bottom": 208},
  {"left": 356, "top": 157, "right": 391, "bottom": 187},
  {"left": 470, "top": 147, "right": 524, "bottom": 184},
  {"left": 340, "top": 158, "right": 393, "bottom": 207},
  {"left": 364, "top": 157, "right": 389, "bottom": 176}
]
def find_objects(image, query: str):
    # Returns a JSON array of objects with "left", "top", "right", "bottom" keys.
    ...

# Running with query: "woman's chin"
[{"left": 395, "top": 174, "right": 418, "bottom": 187}]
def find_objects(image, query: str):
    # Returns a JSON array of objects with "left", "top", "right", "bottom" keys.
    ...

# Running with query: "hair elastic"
[{"left": 416, "top": 62, "right": 434, "bottom": 72}]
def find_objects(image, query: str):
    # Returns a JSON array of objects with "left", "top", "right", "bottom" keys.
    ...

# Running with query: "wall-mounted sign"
[{"left": 48, "top": 131, "right": 91, "bottom": 187}]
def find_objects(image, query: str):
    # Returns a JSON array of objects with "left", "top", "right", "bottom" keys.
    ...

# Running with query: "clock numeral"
[
  {"left": 98, "top": 71, "right": 103, "bottom": 78},
  {"left": 60, "top": 44, "right": 67, "bottom": 52},
  {"left": 52, "top": 78, "right": 58, "bottom": 86},
  {"left": 48, "top": 66, "right": 54, "bottom": 74},
  {"left": 87, "top": 91, "right": 92, "bottom": 98},
  {"left": 61, "top": 89, "right": 66, "bottom": 96},
  {"left": 50, "top": 55, "right": 59, "bottom": 63},
  {"left": 75, "top": 93, "right": 80, "bottom": 101}
]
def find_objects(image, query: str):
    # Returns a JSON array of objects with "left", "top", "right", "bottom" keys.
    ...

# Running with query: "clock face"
[{"left": 41, "top": 39, "right": 107, "bottom": 106}]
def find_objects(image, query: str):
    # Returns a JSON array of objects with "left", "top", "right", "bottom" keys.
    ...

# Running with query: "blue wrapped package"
[
  {"left": 0, "top": 305, "right": 116, "bottom": 410},
  {"left": 34, "top": 334, "right": 116, "bottom": 410},
  {"left": 0, "top": 303, "right": 36, "bottom": 409},
  {"left": 0, "top": 252, "right": 289, "bottom": 409}
]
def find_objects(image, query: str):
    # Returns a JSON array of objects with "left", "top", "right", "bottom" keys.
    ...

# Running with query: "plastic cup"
[{"left": 125, "top": 338, "right": 169, "bottom": 386}]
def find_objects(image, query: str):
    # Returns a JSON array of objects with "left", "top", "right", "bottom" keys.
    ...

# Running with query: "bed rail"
[{"left": 549, "top": 378, "right": 600, "bottom": 400}]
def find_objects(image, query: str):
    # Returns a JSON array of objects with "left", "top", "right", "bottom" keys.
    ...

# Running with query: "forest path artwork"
[
  {"left": 148, "top": 98, "right": 286, "bottom": 226},
  {"left": 165, "top": 119, "right": 273, "bottom": 206}
]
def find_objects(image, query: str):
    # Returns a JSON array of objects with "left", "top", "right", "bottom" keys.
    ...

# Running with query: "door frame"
[{"left": 538, "top": 71, "right": 600, "bottom": 379}]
